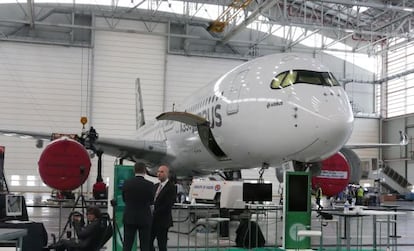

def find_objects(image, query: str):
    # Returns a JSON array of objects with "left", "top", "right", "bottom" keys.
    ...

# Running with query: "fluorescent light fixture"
[
  {"left": 352, "top": 6, "right": 368, "bottom": 13},
  {"left": 20, "top": 135, "right": 33, "bottom": 139},
  {"left": 3, "top": 133, "right": 16, "bottom": 137},
  {"left": 363, "top": 182, "right": 371, "bottom": 187}
]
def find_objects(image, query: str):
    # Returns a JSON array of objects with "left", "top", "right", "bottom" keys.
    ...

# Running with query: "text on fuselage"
[{"left": 180, "top": 104, "right": 222, "bottom": 133}]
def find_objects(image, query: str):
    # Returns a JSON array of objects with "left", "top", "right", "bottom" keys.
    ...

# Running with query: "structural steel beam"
[
  {"left": 221, "top": 0, "right": 277, "bottom": 44},
  {"left": 26, "top": 0, "right": 35, "bottom": 29}
]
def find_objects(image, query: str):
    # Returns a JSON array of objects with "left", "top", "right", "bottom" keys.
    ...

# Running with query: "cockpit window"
[
  {"left": 282, "top": 71, "right": 297, "bottom": 87},
  {"left": 270, "top": 72, "right": 287, "bottom": 88},
  {"left": 270, "top": 70, "right": 340, "bottom": 89},
  {"left": 324, "top": 72, "right": 340, "bottom": 86}
]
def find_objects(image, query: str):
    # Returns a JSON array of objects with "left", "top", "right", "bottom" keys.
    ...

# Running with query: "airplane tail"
[{"left": 135, "top": 78, "right": 145, "bottom": 129}]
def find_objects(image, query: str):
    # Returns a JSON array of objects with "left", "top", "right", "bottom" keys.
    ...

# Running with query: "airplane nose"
[
  {"left": 288, "top": 100, "right": 354, "bottom": 163},
  {"left": 319, "top": 112, "right": 354, "bottom": 156},
  {"left": 314, "top": 88, "right": 354, "bottom": 152}
]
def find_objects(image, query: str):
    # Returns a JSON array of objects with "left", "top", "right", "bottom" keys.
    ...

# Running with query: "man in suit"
[
  {"left": 150, "top": 164, "right": 176, "bottom": 251},
  {"left": 52, "top": 207, "right": 103, "bottom": 251},
  {"left": 122, "top": 162, "right": 155, "bottom": 251}
]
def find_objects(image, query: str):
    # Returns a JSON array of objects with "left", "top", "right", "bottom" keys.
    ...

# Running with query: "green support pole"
[{"left": 283, "top": 171, "right": 311, "bottom": 250}]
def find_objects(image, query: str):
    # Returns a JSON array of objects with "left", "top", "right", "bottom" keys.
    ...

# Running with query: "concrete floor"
[{"left": 17, "top": 193, "right": 414, "bottom": 250}]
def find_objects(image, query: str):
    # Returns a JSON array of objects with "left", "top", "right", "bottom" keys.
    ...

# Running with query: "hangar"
[{"left": 0, "top": 0, "right": 413, "bottom": 250}]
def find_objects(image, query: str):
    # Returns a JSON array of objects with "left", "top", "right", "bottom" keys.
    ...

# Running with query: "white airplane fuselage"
[{"left": 137, "top": 53, "right": 354, "bottom": 175}]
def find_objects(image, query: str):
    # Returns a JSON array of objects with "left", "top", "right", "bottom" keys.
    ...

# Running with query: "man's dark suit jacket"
[
  {"left": 122, "top": 176, "right": 155, "bottom": 226},
  {"left": 153, "top": 180, "right": 176, "bottom": 229}
]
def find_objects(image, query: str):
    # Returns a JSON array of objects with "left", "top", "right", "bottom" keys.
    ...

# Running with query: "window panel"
[
  {"left": 388, "top": 102, "right": 403, "bottom": 109},
  {"left": 10, "top": 175, "right": 20, "bottom": 187},
  {"left": 407, "top": 104, "right": 414, "bottom": 114},
  {"left": 387, "top": 92, "right": 405, "bottom": 100},
  {"left": 387, "top": 107, "right": 405, "bottom": 114},
  {"left": 388, "top": 112, "right": 403, "bottom": 117},
  {"left": 26, "top": 175, "right": 36, "bottom": 186},
  {"left": 386, "top": 44, "right": 414, "bottom": 118}
]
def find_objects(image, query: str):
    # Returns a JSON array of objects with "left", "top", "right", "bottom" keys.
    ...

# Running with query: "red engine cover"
[
  {"left": 311, "top": 153, "right": 350, "bottom": 197},
  {"left": 38, "top": 138, "right": 91, "bottom": 191}
]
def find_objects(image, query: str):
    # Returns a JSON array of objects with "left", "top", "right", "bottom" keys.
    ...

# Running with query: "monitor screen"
[
  {"left": 287, "top": 175, "right": 309, "bottom": 212},
  {"left": 5, "top": 194, "right": 23, "bottom": 217},
  {"left": 242, "top": 183, "right": 272, "bottom": 202}
]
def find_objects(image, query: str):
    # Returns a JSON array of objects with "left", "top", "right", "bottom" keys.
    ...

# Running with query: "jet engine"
[
  {"left": 275, "top": 149, "right": 362, "bottom": 197},
  {"left": 38, "top": 137, "right": 91, "bottom": 191},
  {"left": 338, "top": 148, "right": 362, "bottom": 184}
]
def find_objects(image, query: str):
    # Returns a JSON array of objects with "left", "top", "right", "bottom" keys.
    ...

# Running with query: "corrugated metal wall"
[
  {"left": 347, "top": 118, "right": 380, "bottom": 160},
  {"left": 0, "top": 18, "right": 169, "bottom": 192}
]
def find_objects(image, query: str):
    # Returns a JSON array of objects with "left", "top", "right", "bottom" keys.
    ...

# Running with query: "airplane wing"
[
  {"left": 0, "top": 129, "right": 51, "bottom": 141},
  {"left": 94, "top": 137, "right": 169, "bottom": 163},
  {"left": 0, "top": 129, "right": 171, "bottom": 165},
  {"left": 0, "top": 111, "right": 215, "bottom": 164},
  {"left": 344, "top": 130, "right": 408, "bottom": 149}
]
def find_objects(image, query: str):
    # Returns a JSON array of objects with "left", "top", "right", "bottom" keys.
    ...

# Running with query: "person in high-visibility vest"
[
  {"left": 356, "top": 185, "right": 364, "bottom": 205},
  {"left": 315, "top": 184, "right": 323, "bottom": 210}
]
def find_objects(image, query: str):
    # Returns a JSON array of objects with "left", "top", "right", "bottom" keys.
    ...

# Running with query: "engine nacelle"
[
  {"left": 38, "top": 137, "right": 91, "bottom": 191},
  {"left": 339, "top": 148, "right": 362, "bottom": 184}
]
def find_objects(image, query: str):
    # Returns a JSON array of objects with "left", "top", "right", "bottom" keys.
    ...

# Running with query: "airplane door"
[{"left": 227, "top": 70, "right": 249, "bottom": 115}]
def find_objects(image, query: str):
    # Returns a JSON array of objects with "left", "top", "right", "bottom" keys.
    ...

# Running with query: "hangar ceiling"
[{"left": 0, "top": 0, "right": 413, "bottom": 58}]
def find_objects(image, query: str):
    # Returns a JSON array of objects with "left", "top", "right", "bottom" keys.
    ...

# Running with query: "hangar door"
[
  {"left": 0, "top": 18, "right": 168, "bottom": 192},
  {"left": 165, "top": 55, "right": 242, "bottom": 111},
  {"left": 0, "top": 42, "right": 90, "bottom": 192},
  {"left": 86, "top": 18, "right": 168, "bottom": 193}
]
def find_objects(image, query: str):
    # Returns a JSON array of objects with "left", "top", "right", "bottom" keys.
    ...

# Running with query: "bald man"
[{"left": 150, "top": 165, "right": 176, "bottom": 251}]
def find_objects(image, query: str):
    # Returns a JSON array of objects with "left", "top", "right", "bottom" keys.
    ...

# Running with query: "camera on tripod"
[{"left": 110, "top": 199, "right": 117, "bottom": 207}]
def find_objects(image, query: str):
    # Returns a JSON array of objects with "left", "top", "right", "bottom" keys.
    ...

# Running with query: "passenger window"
[{"left": 270, "top": 72, "right": 287, "bottom": 89}]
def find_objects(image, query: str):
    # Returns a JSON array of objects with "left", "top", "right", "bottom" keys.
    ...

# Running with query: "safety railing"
[{"left": 166, "top": 203, "right": 283, "bottom": 249}]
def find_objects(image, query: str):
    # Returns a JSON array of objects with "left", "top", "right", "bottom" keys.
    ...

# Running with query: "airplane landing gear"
[
  {"left": 293, "top": 161, "right": 322, "bottom": 176},
  {"left": 258, "top": 162, "right": 269, "bottom": 183}
]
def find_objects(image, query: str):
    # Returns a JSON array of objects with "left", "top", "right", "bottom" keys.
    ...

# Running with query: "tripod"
[
  {"left": 110, "top": 199, "right": 124, "bottom": 251},
  {"left": 58, "top": 167, "right": 88, "bottom": 240}
]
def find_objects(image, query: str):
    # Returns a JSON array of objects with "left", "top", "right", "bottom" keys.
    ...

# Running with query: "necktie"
[{"left": 155, "top": 184, "right": 162, "bottom": 199}]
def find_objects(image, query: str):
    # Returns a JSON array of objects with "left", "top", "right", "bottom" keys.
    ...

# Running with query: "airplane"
[{"left": 0, "top": 53, "right": 408, "bottom": 187}]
